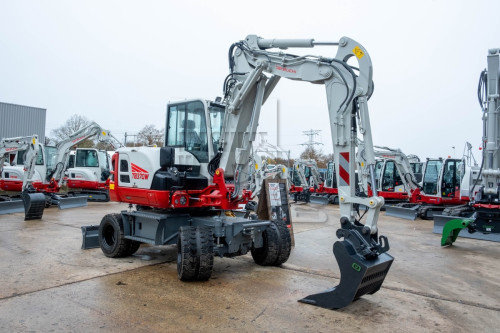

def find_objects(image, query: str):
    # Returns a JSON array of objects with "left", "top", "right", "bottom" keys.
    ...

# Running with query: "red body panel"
[
  {"left": 66, "top": 179, "right": 107, "bottom": 190},
  {"left": 109, "top": 155, "right": 250, "bottom": 210},
  {"left": 289, "top": 184, "right": 304, "bottom": 193},
  {"left": 0, "top": 178, "right": 61, "bottom": 193},
  {"left": 408, "top": 188, "right": 468, "bottom": 205},
  {"left": 377, "top": 191, "right": 408, "bottom": 200}
]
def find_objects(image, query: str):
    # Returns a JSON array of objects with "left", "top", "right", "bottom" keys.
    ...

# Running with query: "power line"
[{"left": 300, "top": 129, "right": 323, "bottom": 150}]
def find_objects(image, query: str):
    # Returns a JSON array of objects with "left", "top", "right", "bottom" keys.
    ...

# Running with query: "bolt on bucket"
[
  {"left": 81, "top": 225, "right": 100, "bottom": 249},
  {"left": 299, "top": 240, "right": 393, "bottom": 309},
  {"left": 299, "top": 219, "right": 394, "bottom": 310},
  {"left": 21, "top": 191, "right": 46, "bottom": 220}
]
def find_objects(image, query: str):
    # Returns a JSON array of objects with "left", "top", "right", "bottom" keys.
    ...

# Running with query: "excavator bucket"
[
  {"left": 309, "top": 195, "right": 330, "bottom": 205},
  {"left": 299, "top": 236, "right": 394, "bottom": 309},
  {"left": 0, "top": 198, "right": 25, "bottom": 215},
  {"left": 22, "top": 192, "right": 46, "bottom": 220},
  {"left": 384, "top": 204, "right": 418, "bottom": 220},
  {"left": 81, "top": 225, "right": 99, "bottom": 249}
]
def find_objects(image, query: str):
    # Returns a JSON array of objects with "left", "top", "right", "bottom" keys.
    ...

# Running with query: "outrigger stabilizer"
[{"left": 299, "top": 217, "right": 394, "bottom": 309}]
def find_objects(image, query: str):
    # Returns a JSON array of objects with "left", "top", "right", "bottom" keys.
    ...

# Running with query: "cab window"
[{"left": 166, "top": 101, "right": 209, "bottom": 163}]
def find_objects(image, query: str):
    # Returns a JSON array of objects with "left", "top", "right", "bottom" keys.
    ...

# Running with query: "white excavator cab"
[
  {"left": 421, "top": 158, "right": 465, "bottom": 199},
  {"left": 165, "top": 99, "right": 226, "bottom": 181}
]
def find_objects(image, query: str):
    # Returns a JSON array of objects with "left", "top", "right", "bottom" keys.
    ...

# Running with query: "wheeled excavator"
[
  {"left": 95, "top": 35, "right": 393, "bottom": 309},
  {"left": 438, "top": 48, "right": 500, "bottom": 245},
  {"left": 1, "top": 121, "right": 118, "bottom": 219}
]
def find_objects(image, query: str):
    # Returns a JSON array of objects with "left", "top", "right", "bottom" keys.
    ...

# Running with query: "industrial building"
[{"left": 0, "top": 102, "right": 46, "bottom": 142}]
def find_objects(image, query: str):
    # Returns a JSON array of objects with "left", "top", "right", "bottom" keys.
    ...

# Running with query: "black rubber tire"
[
  {"left": 126, "top": 240, "right": 141, "bottom": 256},
  {"left": 177, "top": 226, "right": 214, "bottom": 281},
  {"left": 99, "top": 213, "right": 130, "bottom": 258},
  {"left": 251, "top": 219, "right": 292, "bottom": 266},
  {"left": 196, "top": 227, "right": 214, "bottom": 281}
]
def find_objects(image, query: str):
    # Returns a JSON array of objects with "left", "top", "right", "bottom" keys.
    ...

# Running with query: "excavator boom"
[{"left": 219, "top": 35, "right": 393, "bottom": 309}]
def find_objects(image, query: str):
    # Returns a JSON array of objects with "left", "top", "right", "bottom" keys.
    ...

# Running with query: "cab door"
[{"left": 118, "top": 154, "right": 132, "bottom": 188}]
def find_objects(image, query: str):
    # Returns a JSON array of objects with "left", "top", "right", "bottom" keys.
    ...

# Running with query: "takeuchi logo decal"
[
  {"left": 131, "top": 163, "right": 149, "bottom": 180},
  {"left": 276, "top": 65, "right": 296, "bottom": 74},
  {"left": 71, "top": 136, "right": 86, "bottom": 143}
]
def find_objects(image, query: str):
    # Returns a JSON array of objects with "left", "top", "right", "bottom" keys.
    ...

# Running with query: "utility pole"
[
  {"left": 124, "top": 132, "right": 139, "bottom": 147},
  {"left": 300, "top": 129, "right": 323, "bottom": 159}
]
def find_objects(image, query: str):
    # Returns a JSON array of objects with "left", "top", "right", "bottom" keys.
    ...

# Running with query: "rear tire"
[
  {"left": 177, "top": 226, "right": 214, "bottom": 281},
  {"left": 251, "top": 219, "right": 292, "bottom": 266},
  {"left": 126, "top": 240, "right": 141, "bottom": 256},
  {"left": 99, "top": 213, "right": 130, "bottom": 258}
]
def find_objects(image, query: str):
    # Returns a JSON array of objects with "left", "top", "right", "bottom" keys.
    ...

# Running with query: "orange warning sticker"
[{"left": 353, "top": 46, "right": 364, "bottom": 59}]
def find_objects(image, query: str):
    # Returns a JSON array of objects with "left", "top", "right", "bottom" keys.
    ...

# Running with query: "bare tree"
[
  {"left": 137, "top": 125, "right": 164, "bottom": 146},
  {"left": 51, "top": 114, "right": 94, "bottom": 147},
  {"left": 299, "top": 147, "right": 330, "bottom": 168}
]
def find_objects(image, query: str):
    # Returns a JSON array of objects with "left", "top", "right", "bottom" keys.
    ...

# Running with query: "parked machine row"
[
  {"left": 437, "top": 48, "right": 500, "bottom": 245},
  {"left": 0, "top": 122, "right": 121, "bottom": 219}
]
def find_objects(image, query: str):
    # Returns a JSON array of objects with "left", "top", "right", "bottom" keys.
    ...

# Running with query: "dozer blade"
[
  {"left": 384, "top": 205, "right": 418, "bottom": 220},
  {"left": 309, "top": 195, "right": 330, "bottom": 205},
  {"left": 22, "top": 192, "right": 46, "bottom": 220},
  {"left": 0, "top": 199, "right": 25, "bottom": 215},
  {"left": 56, "top": 196, "right": 88, "bottom": 210},
  {"left": 299, "top": 240, "right": 394, "bottom": 309},
  {"left": 81, "top": 225, "right": 100, "bottom": 249}
]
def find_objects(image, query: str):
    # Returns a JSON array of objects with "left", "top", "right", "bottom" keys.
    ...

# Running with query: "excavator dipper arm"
[{"left": 218, "top": 35, "right": 393, "bottom": 309}]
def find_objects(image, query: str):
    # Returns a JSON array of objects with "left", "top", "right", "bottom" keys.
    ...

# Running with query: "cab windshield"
[
  {"left": 76, "top": 149, "right": 99, "bottom": 167},
  {"left": 166, "top": 100, "right": 209, "bottom": 163}
]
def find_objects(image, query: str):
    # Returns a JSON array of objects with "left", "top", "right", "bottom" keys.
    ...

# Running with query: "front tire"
[
  {"left": 99, "top": 213, "right": 130, "bottom": 258},
  {"left": 177, "top": 226, "right": 214, "bottom": 281},
  {"left": 251, "top": 219, "right": 292, "bottom": 266}
]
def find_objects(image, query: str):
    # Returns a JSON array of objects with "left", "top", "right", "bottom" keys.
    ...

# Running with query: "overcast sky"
[{"left": 1, "top": 0, "right": 499, "bottom": 161}]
